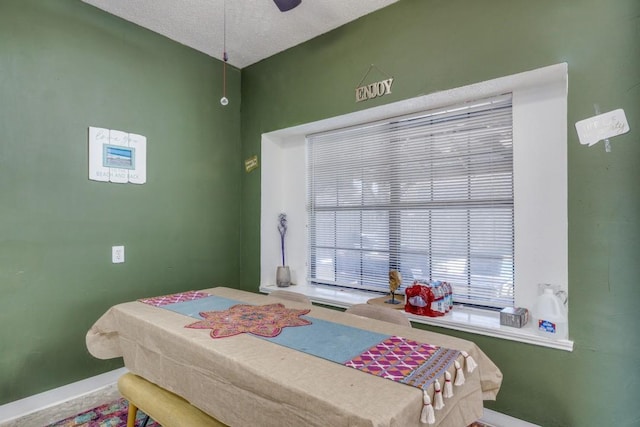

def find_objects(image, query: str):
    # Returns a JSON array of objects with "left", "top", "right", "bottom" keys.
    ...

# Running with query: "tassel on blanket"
[
  {"left": 461, "top": 351, "right": 478, "bottom": 373},
  {"left": 443, "top": 371, "right": 454, "bottom": 398},
  {"left": 434, "top": 379, "right": 445, "bottom": 410},
  {"left": 454, "top": 360, "right": 465, "bottom": 386},
  {"left": 420, "top": 389, "right": 436, "bottom": 425}
]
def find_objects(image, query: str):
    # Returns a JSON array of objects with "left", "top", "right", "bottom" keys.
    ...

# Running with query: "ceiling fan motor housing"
[{"left": 274, "top": 0, "right": 301, "bottom": 12}]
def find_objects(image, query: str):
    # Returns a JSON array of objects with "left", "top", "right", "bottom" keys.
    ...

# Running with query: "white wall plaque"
[
  {"left": 88, "top": 127, "right": 110, "bottom": 182},
  {"left": 575, "top": 109, "right": 630, "bottom": 147},
  {"left": 89, "top": 126, "right": 147, "bottom": 184},
  {"left": 108, "top": 130, "right": 130, "bottom": 183},
  {"left": 127, "top": 133, "right": 147, "bottom": 184}
]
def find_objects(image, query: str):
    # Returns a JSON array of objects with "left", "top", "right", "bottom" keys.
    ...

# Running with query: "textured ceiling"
[{"left": 82, "top": 0, "right": 398, "bottom": 69}]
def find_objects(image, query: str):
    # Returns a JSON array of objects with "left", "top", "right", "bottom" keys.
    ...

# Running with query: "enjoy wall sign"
[
  {"left": 355, "top": 78, "right": 394, "bottom": 103},
  {"left": 355, "top": 64, "right": 394, "bottom": 103}
]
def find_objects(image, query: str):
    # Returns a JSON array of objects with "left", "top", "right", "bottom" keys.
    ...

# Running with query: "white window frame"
[{"left": 259, "top": 63, "right": 572, "bottom": 351}]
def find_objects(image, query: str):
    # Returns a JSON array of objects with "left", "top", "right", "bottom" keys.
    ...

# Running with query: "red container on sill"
[{"left": 404, "top": 280, "right": 452, "bottom": 317}]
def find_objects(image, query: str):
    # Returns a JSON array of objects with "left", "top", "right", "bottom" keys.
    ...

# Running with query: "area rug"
[{"left": 46, "top": 398, "right": 159, "bottom": 427}]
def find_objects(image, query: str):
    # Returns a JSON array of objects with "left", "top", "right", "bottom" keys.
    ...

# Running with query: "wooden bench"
[{"left": 117, "top": 373, "right": 227, "bottom": 427}]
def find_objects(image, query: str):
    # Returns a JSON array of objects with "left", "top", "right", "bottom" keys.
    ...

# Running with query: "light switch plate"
[{"left": 112, "top": 245, "right": 125, "bottom": 263}]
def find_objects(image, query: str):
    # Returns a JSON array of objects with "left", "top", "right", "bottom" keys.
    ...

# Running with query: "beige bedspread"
[{"left": 86, "top": 287, "right": 502, "bottom": 427}]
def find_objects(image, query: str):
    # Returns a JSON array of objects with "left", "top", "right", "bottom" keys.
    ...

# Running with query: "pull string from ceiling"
[
  {"left": 219, "top": 0, "right": 301, "bottom": 107},
  {"left": 220, "top": 0, "right": 229, "bottom": 106}
]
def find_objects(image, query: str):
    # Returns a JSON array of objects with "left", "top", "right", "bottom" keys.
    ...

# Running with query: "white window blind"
[{"left": 307, "top": 95, "right": 514, "bottom": 308}]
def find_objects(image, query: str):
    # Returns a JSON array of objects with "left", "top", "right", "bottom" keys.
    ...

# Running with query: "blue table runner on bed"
[{"left": 162, "top": 295, "right": 389, "bottom": 363}]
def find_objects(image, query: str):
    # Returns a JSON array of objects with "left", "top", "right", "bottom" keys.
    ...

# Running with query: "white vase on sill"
[{"left": 276, "top": 266, "right": 291, "bottom": 287}]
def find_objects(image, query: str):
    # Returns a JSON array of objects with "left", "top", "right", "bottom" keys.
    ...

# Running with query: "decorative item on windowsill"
[
  {"left": 276, "top": 213, "right": 291, "bottom": 287},
  {"left": 386, "top": 270, "right": 402, "bottom": 305},
  {"left": 405, "top": 280, "right": 452, "bottom": 317}
]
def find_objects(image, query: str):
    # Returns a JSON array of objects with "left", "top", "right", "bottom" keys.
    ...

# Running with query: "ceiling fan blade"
[{"left": 273, "top": 0, "right": 301, "bottom": 12}]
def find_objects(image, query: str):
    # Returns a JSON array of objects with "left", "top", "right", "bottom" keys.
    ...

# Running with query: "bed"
[{"left": 86, "top": 287, "right": 502, "bottom": 426}]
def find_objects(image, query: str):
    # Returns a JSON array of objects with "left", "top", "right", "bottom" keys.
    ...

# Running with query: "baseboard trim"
[
  {"left": 0, "top": 367, "right": 127, "bottom": 426},
  {"left": 480, "top": 408, "right": 541, "bottom": 427}
]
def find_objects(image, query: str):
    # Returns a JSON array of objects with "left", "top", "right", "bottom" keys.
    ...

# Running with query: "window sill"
[{"left": 259, "top": 282, "right": 573, "bottom": 352}]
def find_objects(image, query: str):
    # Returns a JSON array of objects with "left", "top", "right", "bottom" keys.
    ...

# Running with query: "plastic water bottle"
[{"left": 533, "top": 288, "right": 568, "bottom": 340}]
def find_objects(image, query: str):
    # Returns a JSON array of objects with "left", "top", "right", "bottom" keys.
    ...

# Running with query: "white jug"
[{"left": 533, "top": 288, "right": 567, "bottom": 340}]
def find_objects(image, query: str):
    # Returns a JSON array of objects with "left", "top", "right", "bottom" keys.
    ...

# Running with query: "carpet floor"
[{"left": 45, "top": 398, "right": 159, "bottom": 427}]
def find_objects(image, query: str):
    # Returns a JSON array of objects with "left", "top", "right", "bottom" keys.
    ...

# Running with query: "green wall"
[
  {"left": 2, "top": 0, "right": 638, "bottom": 425},
  {"left": 240, "top": 0, "right": 640, "bottom": 426},
  {"left": 0, "top": 0, "right": 241, "bottom": 403}
]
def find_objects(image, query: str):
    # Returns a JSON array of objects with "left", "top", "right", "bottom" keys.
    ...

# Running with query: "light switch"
[{"left": 112, "top": 245, "right": 125, "bottom": 263}]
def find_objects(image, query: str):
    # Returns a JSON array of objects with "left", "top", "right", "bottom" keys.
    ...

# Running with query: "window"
[
  {"left": 307, "top": 95, "right": 514, "bottom": 308},
  {"left": 259, "top": 63, "right": 569, "bottom": 349}
]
